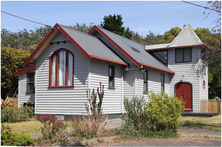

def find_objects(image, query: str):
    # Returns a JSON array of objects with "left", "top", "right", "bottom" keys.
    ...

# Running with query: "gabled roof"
[
  {"left": 25, "top": 23, "right": 127, "bottom": 66},
  {"left": 145, "top": 24, "right": 211, "bottom": 51},
  {"left": 169, "top": 24, "right": 203, "bottom": 47},
  {"left": 89, "top": 26, "right": 174, "bottom": 74}
]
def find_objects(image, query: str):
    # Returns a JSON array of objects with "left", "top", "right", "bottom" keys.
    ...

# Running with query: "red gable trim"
[
  {"left": 91, "top": 55, "right": 127, "bottom": 66},
  {"left": 24, "top": 23, "right": 128, "bottom": 67},
  {"left": 12, "top": 65, "right": 36, "bottom": 77},
  {"left": 25, "top": 24, "right": 92, "bottom": 66},
  {"left": 139, "top": 62, "right": 175, "bottom": 74},
  {"left": 88, "top": 26, "right": 140, "bottom": 67},
  {"left": 146, "top": 44, "right": 212, "bottom": 52},
  {"left": 56, "top": 24, "right": 91, "bottom": 61}
]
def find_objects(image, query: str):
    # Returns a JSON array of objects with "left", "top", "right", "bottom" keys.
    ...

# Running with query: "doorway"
[{"left": 175, "top": 82, "right": 192, "bottom": 111}]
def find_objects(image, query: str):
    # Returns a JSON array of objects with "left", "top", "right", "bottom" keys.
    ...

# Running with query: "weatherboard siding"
[
  {"left": 168, "top": 47, "right": 205, "bottom": 112},
  {"left": 90, "top": 62, "right": 123, "bottom": 114},
  {"left": 18, "top": 72, "right": 35, "bottom": 107},
  {"left": 35, "top": 33, "right": 89, "bottom": 115},
  {"left": 124, "top": 70, "right": 135, "bottom": 99}
]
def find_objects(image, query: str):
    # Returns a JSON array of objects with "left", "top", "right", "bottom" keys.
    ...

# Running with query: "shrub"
[
  {"left": 123, "top": 97, "right": 148, "bottom": 130},
  {"left": 118, "top": 97, "right": 148, "bottom": 139},
  {"left": 1, "top": 124, "right": 14, "bottom": 145},
  {"left": 1, "top": 124, "right": 35, "bottom": 146},
  {"left": 120, "top": 92, "right": 185, "bottom": 138},
  {"left": 145, "top": 91, "right": 185, "bottom": 131},
  {"left": 72, "top": 82, "right": 107, "bottom": 138},
  {"left": 1, "top": 106, "right": 33, "bottom": 123},
  {"left": 12, "top": 133, "right": 35, "bottom": 146},
  {"left": 36, "top": 114, "right": 67, "bottom": 143},
  {"left": 117, "top": 114, "right": 140, "bottom": 139}
]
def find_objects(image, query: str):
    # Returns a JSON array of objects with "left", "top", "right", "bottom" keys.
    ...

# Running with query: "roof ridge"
[
  {"left": 59, "top": 24, "right": 98, "bottom": 39},
  {"left": 145, "top": 43, "right": 170, "bottom": 46},
  {"left": 98, "top": 26, "right": 145, "bottom": 48},
  {"left": 169, "top": 24, "right": 203, "bottom": 46}
]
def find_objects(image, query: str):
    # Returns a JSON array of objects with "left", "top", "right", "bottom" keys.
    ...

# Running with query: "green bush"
[
  {"left": 12, "top": 133, "right": 35, "bottom": 146},
  {"left": 1, "top": 106, "right": 33, "bottom": 123},
  {"left": 145, "top": 91, "right": 185, "bottom": 131},
  {"left": 1, "top": 124, "right": 14, "bottom": 145},
  {"left": 120, "top": 92, "right": 185, "bottom": 139},
  {"left": 1, "top": 124, "right": 35, "bottom": 146},
  {"left": 123, "top": 97, "right": 148, "bottom": 130},
  {"left": 117, "top": 114, "right": 140, "bottom": 139}
]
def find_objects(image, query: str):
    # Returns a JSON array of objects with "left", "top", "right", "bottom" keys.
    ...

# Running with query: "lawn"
[
  {"left": 2, "top": 118, "right": 72, "bottom": 136},
  {"left": 2, "top": 120, "right": 42, "bottom": 135},
  {"left": 180, "top": 115, "right": 221, "bottom": 132}
]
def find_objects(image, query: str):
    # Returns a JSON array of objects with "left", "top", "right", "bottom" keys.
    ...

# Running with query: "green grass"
[{"left": 180, "top": 115, "right": 221, "bottom": 132}]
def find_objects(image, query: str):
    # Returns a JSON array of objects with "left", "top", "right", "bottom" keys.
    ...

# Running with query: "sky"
[{"left": 1, "top": 1, "right": 219, "bottom": 36}]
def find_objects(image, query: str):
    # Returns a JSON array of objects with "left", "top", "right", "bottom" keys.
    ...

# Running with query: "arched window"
[{"left": 49, "top": 49, "right": 74, "bottom": 87}]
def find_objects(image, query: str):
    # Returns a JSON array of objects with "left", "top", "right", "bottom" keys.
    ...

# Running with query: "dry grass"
[
  {"left": 180, "top": 115, "right": 221, "bottom": 126},
  {"left": 2, "top": 118, "right": 72, "bottom": 136},
  {"left": 2, "top": 120, "right": 42, "bottom": 135},
  {"left": 72, "top": 114, "right": 108, "bottom": 138},
  {"left": 180, "top": 115, "right": 221, "bottom": 132}
]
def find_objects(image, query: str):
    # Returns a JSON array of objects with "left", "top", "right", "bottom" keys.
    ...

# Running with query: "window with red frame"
[{"left": 49, "top": 49, "right": 74, "bottom": 87}]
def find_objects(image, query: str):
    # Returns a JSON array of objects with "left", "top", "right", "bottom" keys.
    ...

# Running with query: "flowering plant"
[{"left": 36, "top": 114, "right": 67, "bottom": 142}]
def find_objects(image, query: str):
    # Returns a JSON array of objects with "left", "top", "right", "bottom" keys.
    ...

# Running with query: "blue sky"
[{"left": 1, "top": 1, "right": 219, "bottom": 36}]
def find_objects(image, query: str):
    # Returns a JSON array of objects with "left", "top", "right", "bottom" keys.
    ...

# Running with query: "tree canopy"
[
  {"left": 1, "top": 46, "right": 30, "bottom": 99},
  {"left": 100, "top": 14, "right": 132, "bottom": 39}
]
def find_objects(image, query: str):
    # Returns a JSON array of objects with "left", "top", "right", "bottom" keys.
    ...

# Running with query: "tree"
[
  {"left": 1, "top": 46, "right": 30, "bottom": 99},
  {"left": 123, "top": 27, "right": 132, "bottom": 40},
  {"left": 100, "top": 14, "right": 132, "bottom": 39},
  {"left": 204, "top": 1, "right": 221, "bottom": 33},
  {"left": 68, "top": 22, "right": 94, "bottom": 33},
  {"left": 144, "top": 31, "right": 162, "bottom": 45},
  {"left": 158, "top": 27, "right": 182, "bottom": 43},
  {"left": 100, "top": 14, "right": 125, "bottom": 36},
  {"left": 1, "top": 26, "right": 51, "bottom": 53}
]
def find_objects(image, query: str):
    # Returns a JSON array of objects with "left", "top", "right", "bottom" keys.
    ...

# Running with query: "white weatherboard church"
[{"left": 12, "top": 24, "right": 209, "bottom": 119}]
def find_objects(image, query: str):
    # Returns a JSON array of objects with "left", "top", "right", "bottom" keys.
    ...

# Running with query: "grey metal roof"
[
  {"left": 60, "top": 25, "right": 125, "bottom": 64},
  {"left": 145, "top": 24, "right": 203, "bottom": 50},
  {"left": 98, "top": 27, "right": 173, "bottom": 72},
  {"left": 145, "top": 43, "right": 170, "bottom": 50},
  {"left": 169, "top": 24, "right": 203, "bottom": 47}
]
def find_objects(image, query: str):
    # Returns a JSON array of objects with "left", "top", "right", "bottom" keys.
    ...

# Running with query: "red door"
[{"left": 175, "top": 83, "right": 192, "bottom": 111}]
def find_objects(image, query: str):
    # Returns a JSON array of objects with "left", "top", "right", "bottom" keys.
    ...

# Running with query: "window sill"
[
  {"left": 48, "top": 86, "right": 74, "bottom": 88},
  {"left": 26, "top": 92, "right": 35, "bottom": 95},
  {"left": 175, "top": 61, "right": 192, "bottom": 63},
  {"left": 108, "top": 87, "right": 115, "bottom": 89}
]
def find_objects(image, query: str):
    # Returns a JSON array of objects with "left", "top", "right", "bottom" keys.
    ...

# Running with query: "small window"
[
  {"left": 27, "top": 72, "right": 35, "bottom": 93},
  {"left": 161, "top": 74, "right": 164, "bottom": 92},
  {"left": 150, "top": 50, "right": 168, "bottom": 65},
  {"left": 108, "top": 65, "right": 115, "bottom": 88},
  {"left": 143, "top": 70, "right": 148, "bottom": 93},
  {"left": 175, "top": 47, "right": 192, "bottom": 63}
]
